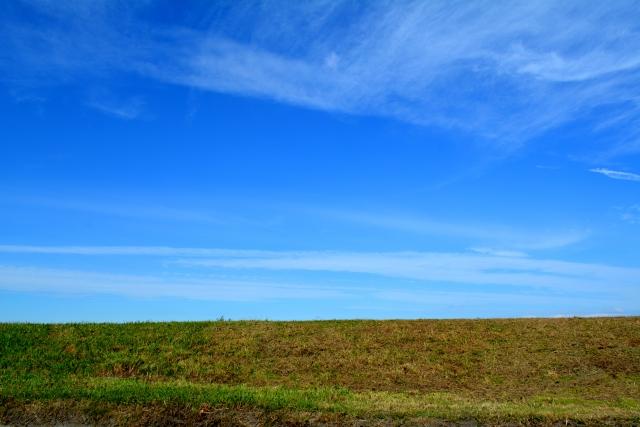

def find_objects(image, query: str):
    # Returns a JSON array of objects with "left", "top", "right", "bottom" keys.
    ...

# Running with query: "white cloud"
[
  {"left": 310, "top": 209, "right": 587, "bottom": 250},
  {"left": 8, "top": 196, "right": 231, "bottom": 224},
  {"left": 4, "top": 196, "right": 589, "bottom": 249},
  {"left": 0, "top": 245, "right": 637, "bottom": 294},
  {"left": 621, "top": 204, "right": 640, "bottom": 224},
  {"left": 178, "top": 250, "right": 640, "bottom": 293},
  {"left": 2, "top": 261, "right": 633, "bottom": 317},
  {"left": 324, "top": 52, "right": 339, "bottom": 70},
  {"left": 3, "top": 1, "right": 640, "bottom": 150},
  {"left": 590, "top": 168, "right": 640, "bottom": 182},
  {"left": 0, "top": 265, "right": 347, "bottom": 301},
  {"left": 86, "top": 96, "right": 146, "bottom": 120},
  {"left": 0, "top": 245, "right": 273, "bottom": 257},
  {"left": 376, "top": 291, "right": 623, "bottom": 311},
  {"left": 469, "top": 247, "right": 528, "bottom": 258}
]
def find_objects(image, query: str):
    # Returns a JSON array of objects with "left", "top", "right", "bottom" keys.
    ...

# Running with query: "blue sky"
[{"left": 1, "top": 0, "right": 639, "bottom": 321}]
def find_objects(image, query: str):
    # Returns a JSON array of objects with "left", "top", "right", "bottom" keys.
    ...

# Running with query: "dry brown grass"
[
  {"left": 1, "top": 317, "right": 639, "bottom": 425},
  {"left": 43, "top": 317, "right": 640, "bottom": 399}
]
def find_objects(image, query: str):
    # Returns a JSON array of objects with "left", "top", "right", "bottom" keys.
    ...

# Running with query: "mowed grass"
[{"left": 1, "top": 317, "right": 640, "bottom": 425}]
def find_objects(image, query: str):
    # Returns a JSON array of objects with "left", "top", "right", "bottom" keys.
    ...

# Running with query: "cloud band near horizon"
[{"left": 0, "top": 245, "right": 638, "bottom": 297}]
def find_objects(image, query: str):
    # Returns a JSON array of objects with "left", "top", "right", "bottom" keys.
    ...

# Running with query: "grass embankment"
[{"left": 1, "top": 317, "right": 639, "bottom": 425}]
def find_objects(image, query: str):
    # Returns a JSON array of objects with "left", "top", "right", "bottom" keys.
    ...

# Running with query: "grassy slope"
[{"left": 1, "top": 317, "right": 639, "bottom": 425}]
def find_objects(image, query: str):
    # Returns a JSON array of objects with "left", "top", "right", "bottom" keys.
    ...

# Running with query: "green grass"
[{"left": 1, "top": 317, "right": 640, "bottom": 425}]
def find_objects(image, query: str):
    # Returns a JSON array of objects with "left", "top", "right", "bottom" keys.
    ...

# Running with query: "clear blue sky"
[{"left": 1, "top": 1, "right": 639, "bottom": 321}]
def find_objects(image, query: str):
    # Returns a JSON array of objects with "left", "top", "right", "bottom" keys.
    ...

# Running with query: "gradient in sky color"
[{"left": 1, "top": 1, "right": 639, "bottom": 321}]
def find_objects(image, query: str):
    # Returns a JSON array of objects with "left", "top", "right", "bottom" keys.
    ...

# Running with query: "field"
[{"left": 1, "top": 317, "right": 639, "bottom": 426}]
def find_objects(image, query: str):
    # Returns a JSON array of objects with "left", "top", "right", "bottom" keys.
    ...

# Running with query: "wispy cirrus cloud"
[
  {"left": 0, "top": 245, "right": 272, "bottom": 258},
  {"left": 1, "top": 262, "right": 632, "bottom": 319},
  {"left": 2, "top": 195, "right": 589, "bottom": 249},
  {"left": 3, "top": 1, "right": 640, "bottom": 152},
  {"left": 6, "top": 196, "right": 230, "bottom": 224},
  {"left": 590, "top": 168, "right": 640, "bottom": 182},
  {"left": 178, "top": 250, "right": 640, "bottom": 293},
  {"left": 1, "top": 245, "right": 638, "bottom": 295},
  {"left": 0, "top": 265, "right": 346, "bottom": 301},
  {"left": 621, "top": 205, "right": 640, "bottom": 224},
  {"left": 469, "top": 247, "right": 528, "bottom": 258},
  {"left": 86, "top": 95, "right": 146, "bottom": 120},
  {"left": 310, "top": 209, "right": 588, "bottom": 250}
]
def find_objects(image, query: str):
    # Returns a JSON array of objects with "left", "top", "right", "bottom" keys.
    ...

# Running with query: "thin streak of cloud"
[
  {"left": 311, "top": 209, "right": 588, "bottom": 250},
  {"left": 0, "top": 244, "right": 634, "bottom": 293},
  {"left": 179, "top": 251, "right": 640, "bottom": 293},
  {"left": 377, "top": 290, "right": 623, "bottom": 309},
  {"left": 9, "top": 196, "right": 230, "bottom": 224},
  {"left": 590, "top": 168, "right": 640, "bottom": 182},
  {"left": 469, "top": 247, "right": 528, "bottom": 258},
  {"left": 0, "top": 245, "right": 274, "bottom": 258},
  {"left": 4, "top": 196, "right": 589, "bottom": 248},
  {"left": 1, "top": 264, "right": 631, "bottom": 317},
  {"left": 0, "top": 246, "right": 638, "bottom": 313},
  {"left": 0, "top": 265, "right": 346, "bottom": 301},
  {"left": 86, "top": 96, "right": 146, "bottom": 120},
  {"left": 621, "top": 204, "right": 640, "bottom": 224}
]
